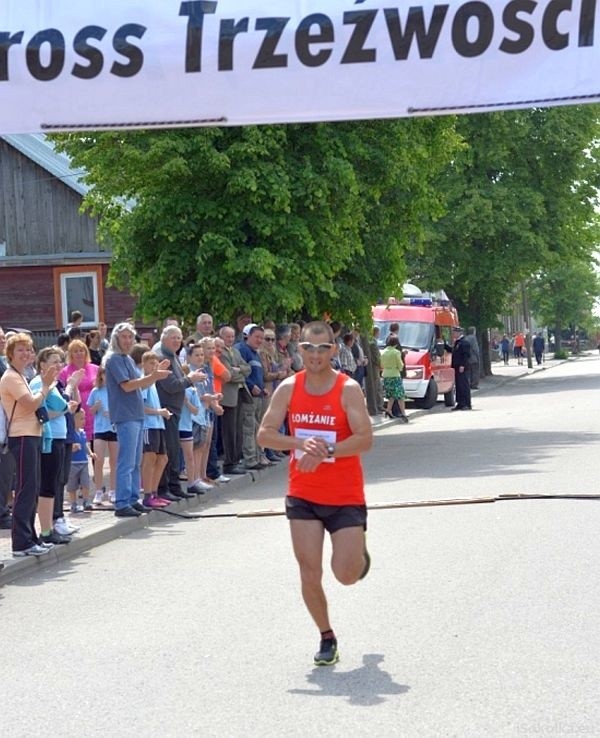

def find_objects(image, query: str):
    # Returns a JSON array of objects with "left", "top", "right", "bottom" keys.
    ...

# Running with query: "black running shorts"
[
  {"left": 143, "top": 428, "right": 167, "bottom": 455},
  {"left": 285, "top": 495, "right": 367, "bottom": 533}
]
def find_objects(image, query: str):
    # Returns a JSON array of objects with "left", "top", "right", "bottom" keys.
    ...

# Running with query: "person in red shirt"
[{"left": 258, "top": 321, "right": 373, "bottom": 666}]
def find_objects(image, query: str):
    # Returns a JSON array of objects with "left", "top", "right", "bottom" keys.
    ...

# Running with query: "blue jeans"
[{"left": 114, "top": 420, "right": 143, "bottom": 510}]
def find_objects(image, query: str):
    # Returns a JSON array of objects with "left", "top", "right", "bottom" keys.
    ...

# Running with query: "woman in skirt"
[{"left": 380, "top": 334, "right": 409, "bottom": 422}]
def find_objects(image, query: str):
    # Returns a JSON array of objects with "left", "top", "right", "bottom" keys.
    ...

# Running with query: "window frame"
[{"left": 53, "top": 265, "right": 104, "bottom": 330}]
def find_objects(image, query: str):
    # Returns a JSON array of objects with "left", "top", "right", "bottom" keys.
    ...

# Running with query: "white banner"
[{"left": 1, "top": 0, "right": 599, "bottom": 134}]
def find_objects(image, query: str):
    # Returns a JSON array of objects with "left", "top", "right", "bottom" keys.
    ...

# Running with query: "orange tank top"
[{"left": 287, "top": 370, "right": 364, "bottom": 506}]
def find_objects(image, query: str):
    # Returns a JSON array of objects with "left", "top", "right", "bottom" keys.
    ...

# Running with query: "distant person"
[
  {"left": 465, "top": 327, "right": 480, "bottom": 389},
  {"left": 380, "top": 334, "right": 408, "bottom": 422},
  {"left": 514, "top": 332, "right": 525, "bottom": 365},
  {"left": 500, "top": 335, "right": 510, "bottom": 365},
  {"left": 532, "top": 332, "right": 545, "bottom": 365},
  {"left": 65, "top": 309, "right": 83, "bottom": 334},
  {"left": 447, "top": 327, "right": 471, "bottom": 411}
]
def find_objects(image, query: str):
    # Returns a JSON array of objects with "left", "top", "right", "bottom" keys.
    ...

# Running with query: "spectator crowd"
[{"left": 0, "top": 311, "right": 392, "bottom": 560}]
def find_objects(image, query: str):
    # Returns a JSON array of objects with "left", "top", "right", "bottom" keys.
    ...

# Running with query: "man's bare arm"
[
  {"left": 333, "top": 380, "right": 373, "bottom": 457},
  {"left": 256, "top": 380, "right": 296, "bottom": 451}
]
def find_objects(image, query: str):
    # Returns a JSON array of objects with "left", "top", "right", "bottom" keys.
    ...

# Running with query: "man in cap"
[{"left": 448, "top": 326, "right": 471, "bottom": 411}]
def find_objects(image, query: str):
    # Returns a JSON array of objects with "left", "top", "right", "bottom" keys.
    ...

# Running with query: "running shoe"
[
  {"left": 12, "top": 544, "right": 51, "bottom": 557},
  {"left": 55, "top": 517, "right": 79, "bottom": 535},
  {"left": 93, "top": 491, "right": 104, "bottom": 505},
  {"left": 143, "top": 496, "right": 170, "bottom": 509},
  {"left": 314, "top": 637, "right": 339, "bottom": 666}
]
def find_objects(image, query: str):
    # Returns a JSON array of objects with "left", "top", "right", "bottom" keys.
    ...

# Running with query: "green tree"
[
  {"left": 53, "top": 120, "right": 458, "bottom": 326},
  {"left": 529, "top": 257, "right": 600, "bottom": 352},
  {"left": 407, "top": 106, "right": 600, "bottom": 374}
]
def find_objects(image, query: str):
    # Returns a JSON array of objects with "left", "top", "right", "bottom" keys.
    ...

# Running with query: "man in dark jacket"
[
  {"left": 154, "top": 325, "right": 207, "bottom": 500},
  {"left": 532, "top": 332, "right": 545, "bottom": 365},
  {"left": 448, "top": 327, "right": 472, "bottom": 411}
]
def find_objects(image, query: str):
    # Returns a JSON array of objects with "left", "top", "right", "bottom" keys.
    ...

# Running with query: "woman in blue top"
[{"left": 30, "top": 347, "right": 77, "bottom": 545}]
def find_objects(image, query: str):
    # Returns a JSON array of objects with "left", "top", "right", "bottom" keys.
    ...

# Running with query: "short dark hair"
[
  {"left": 302, "top": 321, "right": 335, "bottom": 343},
  {"left": 386, "top": 334, "right": 400, "bottom": 348}
]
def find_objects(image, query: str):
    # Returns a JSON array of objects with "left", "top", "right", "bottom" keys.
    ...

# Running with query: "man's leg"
[
  {"left": 240, "top": 400, "right": 259, "bottom": 467},
  {"left": 289, "top": 519, "right": 330, "bottom": 632},
  {"left": 158, "top": 413, "right": 183, "bottom": 496},
  {"left": 330, "top": 526, "right": 367, "bottom": 585}
]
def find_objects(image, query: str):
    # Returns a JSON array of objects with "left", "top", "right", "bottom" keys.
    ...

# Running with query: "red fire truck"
[{"left": 372, "top": 290, "right": 460, "bottom": 409}]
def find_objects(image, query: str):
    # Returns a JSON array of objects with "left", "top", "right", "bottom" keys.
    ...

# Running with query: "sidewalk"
[{"left": 0, "top": 353, "right": 570, "bottom": 586}]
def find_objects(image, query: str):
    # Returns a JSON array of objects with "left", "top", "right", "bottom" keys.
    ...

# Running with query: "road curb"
[
  {"left": 0, "top": 471, "right": 260, "bottom": 587},
  {"left": 0, "top": 357, "right": 574, "bottom": 587}
]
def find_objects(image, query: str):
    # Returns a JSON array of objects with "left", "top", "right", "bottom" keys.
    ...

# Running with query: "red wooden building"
[{"left": 0, "top": 134, "right": 137, "bottom": 336}]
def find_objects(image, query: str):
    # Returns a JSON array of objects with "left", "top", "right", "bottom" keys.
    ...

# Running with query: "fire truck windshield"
[{"left": 375, "top": 321, "right": 434, "bottom": 351}]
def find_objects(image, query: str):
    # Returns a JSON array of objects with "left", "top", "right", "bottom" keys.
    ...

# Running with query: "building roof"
[{"left": 1, "top": 133, "right": 89, "bottom": 197}]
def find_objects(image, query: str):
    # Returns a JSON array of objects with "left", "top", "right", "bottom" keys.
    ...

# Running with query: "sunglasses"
[
  {"left": 299, "top": 342, "right": 333, "bottom": 353},
  {"left": 264, "top": 337, "right": 275, "bottom": 342}
]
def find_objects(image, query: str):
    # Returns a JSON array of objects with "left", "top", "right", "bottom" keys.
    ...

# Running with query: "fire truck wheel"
[
  {"left": 444, "top": 386, "right": 456, "bottom": 407},
  {"left": 416, "top": 378, "right": 438, "bottom": 409}
]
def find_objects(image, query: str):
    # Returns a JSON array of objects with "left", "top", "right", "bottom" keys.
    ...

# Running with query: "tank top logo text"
[{"left": 290, "top": 412, "right": 336, "bottom": 427}]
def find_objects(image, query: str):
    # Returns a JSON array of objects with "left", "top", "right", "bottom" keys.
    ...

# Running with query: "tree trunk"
[
  {"left": 554, "top": 319, "right": 562, "bottom": 352},
  {"left": 362, "top": 333, "right": 378, "bottom": 416},
  {"left": 481, "top": 330, "right": 492, "bottom": 376}
]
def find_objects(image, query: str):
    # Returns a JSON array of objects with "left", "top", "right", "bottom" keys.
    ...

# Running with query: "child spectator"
[
  {"left": 88, "top": 366, "right": 117, "bottom": 505},
  {"left": 185, "top": 344, "right": 215, "bottom": 491},
  {"left": 180, "top": 383, "right": 206, "bottom": 494},
  {"left": 141, "top": 351, "right": 172, "bottom": 508},
  {"left": 67, "top": 409, "right": 95, "bottom": 512}
]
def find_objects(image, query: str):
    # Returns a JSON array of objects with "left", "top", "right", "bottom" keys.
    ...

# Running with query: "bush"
[{"left": 553, "top": 349, "right": 569, "bottom": 360}]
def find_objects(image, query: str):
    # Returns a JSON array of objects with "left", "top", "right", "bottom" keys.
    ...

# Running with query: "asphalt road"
[{"left": 1, "top": 355, "right": 599, "bottom": 738}]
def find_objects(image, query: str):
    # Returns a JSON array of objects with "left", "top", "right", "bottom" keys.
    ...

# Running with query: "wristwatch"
[{"left": 326, "top": 443, "right": 335, "bottom": 458}]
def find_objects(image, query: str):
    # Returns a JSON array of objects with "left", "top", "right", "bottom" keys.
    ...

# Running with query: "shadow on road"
[
  {"left": 368, "top": 427, "right": 599, "bottom": 483},
  {"left": 492, "top": 371, "right": 599, "bottom": 398},
  {"left": 288, "top": 653, "right": 409, "bottom": 706}
]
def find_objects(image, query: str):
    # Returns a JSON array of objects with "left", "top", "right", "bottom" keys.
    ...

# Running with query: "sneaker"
[
  {"left": 187, "top": 484, "right": 205, "bottom": 495},
  {"left": 41, "top": 530, "right": 71, "bottom": 546},
  {"left": 114, "top": 506, "right": 141, "bottom": 518},
  {"left": 215, "top": 475, "right": 231, "bottom": 484},
  {"left": 196, "top": 480, "right": 215, "bottom": 490},
  {"left": 314, "top": 637, "right": 339, "bottom": 666},
  {"left": 157, "top": 494, "right": 175, "bottom": 504},
  {"left": 71, "top": 501, "right": 84, "bottom": 514},
  {"left": 108, "top": 490, "right": 116, "bottom": 504},
  {"left": 54, "top": 517, "right": 79, "bottom": 535},
  {"left": 82, "top": 499, "right": 94, "bottom": 512},
  {"left": 38, "top": 540, "right": 55, "bottom": 550},
  {"left": 12, "top": 544, "right": 51, "bottom": 557},
  {"left": 93, "top": 491, "right": 104, "bottom": 505},
  {"left": 143, "top": 496, "right": 169, "bottom": 509}
]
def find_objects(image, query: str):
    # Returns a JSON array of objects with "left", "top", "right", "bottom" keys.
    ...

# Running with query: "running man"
[{"left": 257, "top": 321, "right": 373, "bottom": 666}]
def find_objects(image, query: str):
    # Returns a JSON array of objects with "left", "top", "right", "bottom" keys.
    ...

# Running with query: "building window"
[{"left": 53, "top": 265, "right": 104, "bottom": 330}]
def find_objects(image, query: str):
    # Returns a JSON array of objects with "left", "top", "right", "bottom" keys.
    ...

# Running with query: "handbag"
[{"left": 35, "top": 406, "right": 50, "bottom": 424}]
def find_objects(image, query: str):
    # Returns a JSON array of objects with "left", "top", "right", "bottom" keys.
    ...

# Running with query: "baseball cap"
[{"left": 242, "top": 323, "right": 258, "bottom": 336}]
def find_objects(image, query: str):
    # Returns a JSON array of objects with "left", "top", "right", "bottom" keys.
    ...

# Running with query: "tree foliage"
[
  {"left": 529, "top": 257, "right": 600, "bottom": 346},
  {"left": 53, "top": 120, "right": 458, "bottom": 325},
  {"left": 407, "top": 106, "right": 600, "bottom": 341}
]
